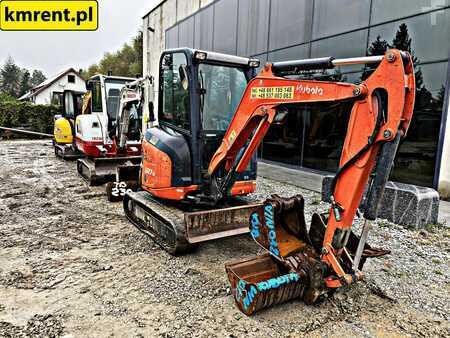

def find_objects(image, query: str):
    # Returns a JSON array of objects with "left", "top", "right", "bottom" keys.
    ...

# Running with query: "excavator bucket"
[
  {"left": 226, "top": 195, "right": 390, "bottom": 315},
  {"left": 225, "top": 254, "right": 306, "bottom": 315}
]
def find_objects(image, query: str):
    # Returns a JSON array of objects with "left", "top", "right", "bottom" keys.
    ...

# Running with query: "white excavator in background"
[{"left": 74, "top": 74, "right": 154, "bottom": 188}]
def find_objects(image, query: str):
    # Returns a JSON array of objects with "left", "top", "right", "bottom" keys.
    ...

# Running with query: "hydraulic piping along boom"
[{"left": 211, "top": 49, "right": 415, "bottom": 288}]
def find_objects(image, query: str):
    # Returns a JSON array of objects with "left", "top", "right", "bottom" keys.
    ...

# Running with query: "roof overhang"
[{"left": 142, "top": 0, "right": 167, "bottom": 19}]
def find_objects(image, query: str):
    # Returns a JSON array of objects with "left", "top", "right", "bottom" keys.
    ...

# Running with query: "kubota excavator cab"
[
  {"left": 53, "top": 89, "right": 86, "bottom": 159},
  {"left": 124, "top": 48, "right": 263, "bottom": 254},
  {"left": 142, "top": 48, "right": 259, "bottom": 201}
]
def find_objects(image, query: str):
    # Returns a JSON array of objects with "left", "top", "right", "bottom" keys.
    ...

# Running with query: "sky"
[{"left": 0, "top": 0, "right": 159, "bottom": 77}]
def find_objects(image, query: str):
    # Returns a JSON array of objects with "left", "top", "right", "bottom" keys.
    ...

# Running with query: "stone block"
[{"left": 322, "top": 176, "right": 439, "bottom": 228}]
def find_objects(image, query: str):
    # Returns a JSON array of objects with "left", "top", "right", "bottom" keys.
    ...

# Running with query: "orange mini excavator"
[{"left": 124, "top": 47, "right": 415, "bottom": 278}]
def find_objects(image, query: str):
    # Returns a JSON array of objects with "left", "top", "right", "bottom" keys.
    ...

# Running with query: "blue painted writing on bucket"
[
  {"left": 257, "top": 272, "right": 300, "bottom": 291},
  {"left": 250, "top": 212, "right": 260, "bottom": 239},
  {"left": 264, "top": 204, "right": 280, "bottom": 256},
  {"left": 234, "top": 279, "right": 258, "bottom": 311}
]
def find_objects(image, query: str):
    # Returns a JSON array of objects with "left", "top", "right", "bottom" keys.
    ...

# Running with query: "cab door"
[{"left": 197, "top": 63, "right": 253, "bottom": 177}]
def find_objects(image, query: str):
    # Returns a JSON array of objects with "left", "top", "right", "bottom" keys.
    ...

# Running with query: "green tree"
[
  {"left": 362, "top": 35, "right": 389, "bottom": 80},
  {"left": 0, "top": 56, "right": 22, "bottom": 97},
  {"left": 30, "top": 70, "right": 47, "bottom": 87},
  {"left": 391, "top": 23, "right": 423, "bottom": 90},
  {"left": 19, "top": 70, "right": 32, "bottom": 97},
  {"left": 363, "top": 23, "right": 424, "bottom": 90},
  {"left": 84, "top": 30, "right": 143, "bottom": 79}
]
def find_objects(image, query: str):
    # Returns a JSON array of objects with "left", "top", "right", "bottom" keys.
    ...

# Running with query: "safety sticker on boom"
[{"left": 250, "top": 86, "right": 294, "bottom": 100}]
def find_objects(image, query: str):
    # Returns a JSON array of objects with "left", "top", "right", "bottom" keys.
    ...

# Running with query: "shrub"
[{"left": 0, "top": 97, "right": 60, "bottom": 136}]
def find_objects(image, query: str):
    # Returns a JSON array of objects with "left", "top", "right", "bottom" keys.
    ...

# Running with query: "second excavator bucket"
[
  {"left": 225, "top": 254, "right": 306, "bottom": 316},
  {"left": 226, "top": 194, "right": 390, "bottom": 315}
]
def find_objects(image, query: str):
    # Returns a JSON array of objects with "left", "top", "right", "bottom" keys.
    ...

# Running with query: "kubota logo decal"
[{"left": 296, "top": 84, "right": 324, "bottom": 96}]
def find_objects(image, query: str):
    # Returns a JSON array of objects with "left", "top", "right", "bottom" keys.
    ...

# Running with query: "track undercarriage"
[{"left": 123, "top": 190, "right": 262, "bottom": 255}]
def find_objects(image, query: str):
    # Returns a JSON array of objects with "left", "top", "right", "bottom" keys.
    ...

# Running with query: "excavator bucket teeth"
[{"left": 105, "top": 164, "right": 141, "bottom": 202}]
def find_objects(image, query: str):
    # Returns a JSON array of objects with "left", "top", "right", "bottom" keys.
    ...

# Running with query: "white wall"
[
  {"left": 33, "top": 72, "right": 86, "bottom": 105},
  {"left": 143, "top": 0, "right": 209, "bottom": 114},
  {"left": 438, "top": 98, "right": 450, "bottom": 199}
]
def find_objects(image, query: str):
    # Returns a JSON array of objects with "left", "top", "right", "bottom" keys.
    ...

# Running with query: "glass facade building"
[{"left": 165, "top": 0, "right": 450, "bottom": 188}]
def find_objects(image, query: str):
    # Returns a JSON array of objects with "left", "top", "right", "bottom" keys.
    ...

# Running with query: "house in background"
[{"left": 19, "top": 68, "right": 86, "bottom": 105}]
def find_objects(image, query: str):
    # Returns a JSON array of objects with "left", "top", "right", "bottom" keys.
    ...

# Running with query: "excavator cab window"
[
  {"left": 62, "top": 91, "right": 83, "bottom": 120},
  {"left": 105, "top": 80, "right": 127, "bottom": 122},
  {"left": 160, "top": 52, "right": 191, "bottom": 131},
  {"left": 198, "top": 64, "right": 247, "bottom": 131},
  {"left": 91, "top": 81, "right": 103, "bottom": 112},
  {"left": 64, "top": 91, "right": 75, "bottom": 119}
]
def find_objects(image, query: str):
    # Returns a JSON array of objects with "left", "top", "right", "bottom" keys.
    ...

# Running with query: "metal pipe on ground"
[{"left": 0, "top": 127, "right": 53, "bottom": 138}]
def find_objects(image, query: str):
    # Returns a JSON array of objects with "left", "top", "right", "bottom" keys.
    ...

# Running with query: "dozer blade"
[
  {"left": 123, "top": 190, "right": 262, "bottom": 255},
  {"left": 226, "top": 194, "right": 390, "bottom": 315},
  {"left": 105, "top": 164, "right": 141, "bottom": 202},
  {"left": 77, "top": 156, "right": 141, "bottom": 186},
  {"left": 54, "top": 143, "right": 84, "bottom": 160}
]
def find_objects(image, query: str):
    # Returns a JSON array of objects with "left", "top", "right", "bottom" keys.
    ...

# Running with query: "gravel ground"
[{"left": 0, "top": 139, "right": 449, "bottom": 337}]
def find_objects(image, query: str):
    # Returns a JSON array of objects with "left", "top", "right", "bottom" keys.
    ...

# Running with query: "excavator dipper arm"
[{"left": 215, "top": 50, "right": 415, "bottom": 292}]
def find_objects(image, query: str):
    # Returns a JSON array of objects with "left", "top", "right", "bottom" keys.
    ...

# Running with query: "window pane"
[
  {"left": 91, "top": 82, "right": 102, "bottom": 112},
  {"left": 198, "top": 64, "right": 247, "bottom": 131},
  {"left": 105, "top": 80, "right": 128, "bottom": 122},
  {"left": 311, "top": 29, "right": 368, "bottom": 71},
  {"left": 371, "top": 0, "right": 450, "bottom": 25},
  {"left": 178, "top": 16, "right": 194, "bottom": 48},
  {"left": 52, "top": 92, "right": 62, "bottom": 107},
  {"left": 269, "top": 0, "right": 313, "bottom": 51},
  {"left": 237, "top": 0, "right": 270, "bottom": 56},
  {"left": 64, "top": 92, "right": 75, "bottom": 118},
  {"left": 268, "top": 44, "right": 309, "bottom": 62},
  {"left": 165, "top": 26, "right": 178, "bottom": 49},
  {"left": 160, "top": 53, "right": 191, "bottom": 131},
  {"left": 252, "top": 53, "right": 268, "bottom": 74},
  {"left": 313, "top": 0, "right": 371, "bottom": 39},
  {"left": 262, "top": 108, "right": 303, "bottom": 167},
  {"left": 368, "top": 10, "right": 450, "bottom": 63},
  {"left": 302, "top": 102, "right": 353, "bottom": 172},
  {"left": 194, "top": 6, "right": 213, "bottom": 50},
  {"left": 213, "top": 0, "right": 238, "bottom": 54},
  {"left": 391, "top": 62, "right": 448, "bottom": 186}
]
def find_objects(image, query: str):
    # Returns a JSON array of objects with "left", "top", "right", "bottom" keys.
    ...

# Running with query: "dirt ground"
[{"left": 0, "top": 140, "right": 449, "bottom": 338}]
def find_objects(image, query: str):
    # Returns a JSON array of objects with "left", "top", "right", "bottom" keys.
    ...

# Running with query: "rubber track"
[{"left": 123, "top": 191, "right": 194, "bottom": 255}]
